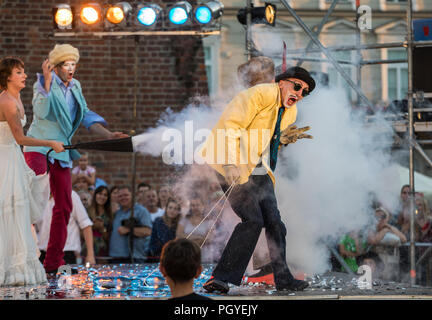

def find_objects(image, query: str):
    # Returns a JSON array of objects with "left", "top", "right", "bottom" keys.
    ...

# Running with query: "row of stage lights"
[{"left": 53, "top": 1, "right": 224, "bottom": 30}]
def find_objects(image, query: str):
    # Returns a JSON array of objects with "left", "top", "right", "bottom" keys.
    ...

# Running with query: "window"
[
  {"left": 387, "top": 49, "right": 408, "bottom": 101},
  {"left": 326, "top": 50, "right": 355, "bottom": 102},
  {"left": 202, "top": 37, "right": 220, "bottom": 96},
  {"left": 203, "top": 46, "right": 213, "bottom": 94}
]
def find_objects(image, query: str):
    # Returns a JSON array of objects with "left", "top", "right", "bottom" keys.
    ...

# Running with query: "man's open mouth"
[{"left": 288, "top": 95, "right": 298, "bottom": 104}]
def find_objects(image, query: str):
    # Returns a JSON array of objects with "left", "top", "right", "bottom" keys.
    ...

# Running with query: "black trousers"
[
  {"left": 40, "top": 250, "right": 76, "bottom": 265},
  {"left": 212, "top": 172, "right": 295, "bottom": 286}
]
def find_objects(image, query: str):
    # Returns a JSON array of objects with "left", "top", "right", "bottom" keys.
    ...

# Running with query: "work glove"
[{"left": 280, "top": 125, "right": 313, "bottom": 145}]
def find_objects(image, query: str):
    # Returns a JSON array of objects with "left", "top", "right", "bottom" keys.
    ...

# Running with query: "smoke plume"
[{"left": 131, "top": 81, "right": 401, "bottom": 277}]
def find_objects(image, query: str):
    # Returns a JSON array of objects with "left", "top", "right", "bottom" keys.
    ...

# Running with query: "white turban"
[{"left": 49, "top": 44, "right": 80, "bottom": 66}]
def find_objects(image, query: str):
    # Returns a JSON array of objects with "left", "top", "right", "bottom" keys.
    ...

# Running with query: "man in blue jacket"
[{"left": 24, "top": 44, "right": 128, "bottom": 274}]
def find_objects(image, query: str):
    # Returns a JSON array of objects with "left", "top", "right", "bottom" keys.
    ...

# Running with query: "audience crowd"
[{"left": 34, "top": 153, "right": 432, "bottom": 287}]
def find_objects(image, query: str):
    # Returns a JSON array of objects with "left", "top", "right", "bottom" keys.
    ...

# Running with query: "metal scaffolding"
[{"left": 244, "top": 0, "right": 432, "bottom": 286}]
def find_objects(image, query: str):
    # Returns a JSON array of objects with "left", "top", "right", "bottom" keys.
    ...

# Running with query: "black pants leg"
[
  {"left": 258, "top": 175, "right": 294, "bottom": 285},
  {"left": 212, "top": 173, "right": 294, "bottom": 286}
]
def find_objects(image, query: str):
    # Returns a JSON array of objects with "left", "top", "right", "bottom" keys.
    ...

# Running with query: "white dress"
[{"left": 0, "top": 115, "right": 49, "bottom": 286}]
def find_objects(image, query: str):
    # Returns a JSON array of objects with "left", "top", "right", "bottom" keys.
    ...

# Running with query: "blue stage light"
[
  {"left": 136, "top": 4, "right": 161, "bottom": 27},
  {"left": 194, "top": 1, "right": 224, "bottom": 25},
  {"left": 195, "top": 6, "right": 212, "bottom": 24},
  {"left": 168, "top": 1, "right": 192, "bottom": 25}
]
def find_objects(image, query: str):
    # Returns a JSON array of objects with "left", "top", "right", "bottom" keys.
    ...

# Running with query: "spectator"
[
  {"left": 110, "top": 185, "right": 120, "bottom": 214},
  {"left": 158, "top": 184, "right": 172, "bottom": 210},
  {"left": 369, "top": 207, "right": 407, "bottom": 246},
  {"left": 398, "top": 192, "right": 424, "bottom": 241},
  {"left": 415, "top": 194, "right": 432, "bottom": 242},
  {"left": 73, "top": 175, "right": 90, "bottom": 194},
  {"left": 144, "top": 189, "right": 165, "bottom": 223},
  {"left": 148, "top": 198, "right": 181, "bottom": 262},
  {"left": 338, "top": 230, "right": 368, "bottom": 273},
  {"left": 36, "top": 191, "right": 95, "bottom": 265},
  {"left": 78, "top": 190, "right": 92, "bottom": 210},
  {"left": 177, "top": 194, "right": 212, "bottom": 248},
  {"left": 136, "top": 182, "right": 151, "bottom": 206},
  {"left": 413, "top": 194, "right": 432, "bottom": 285},
  {"left": 396, "top": 185, "right": 412, "bottom": 231},
  {"left": 71, "top": 152, "right": 96, "bottom": 188},
  {"left": 109, "top": 185, "right": 152, "bottom": 263},
  {"left": 368, "top": 207, "right": 407, "bottom": 281},
  {"left": 159, "top": 238, "right": 211, "bottom": 300},
  {"left": 87, "top": 186, "right": 113, "bottom": 259}
]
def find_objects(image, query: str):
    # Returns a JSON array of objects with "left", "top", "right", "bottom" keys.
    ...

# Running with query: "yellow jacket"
[{"left": 198, "top": 83, "right": 297, "bottom": 185}]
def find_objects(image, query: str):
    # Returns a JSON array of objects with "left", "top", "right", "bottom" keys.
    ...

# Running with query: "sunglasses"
[{"left": 285, "top": 79, "right": 310, "bottom": 97}]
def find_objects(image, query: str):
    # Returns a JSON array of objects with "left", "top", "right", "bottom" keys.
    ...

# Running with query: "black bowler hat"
[{"left": 275, "top": 66, "right": 316, "bottom": 93}]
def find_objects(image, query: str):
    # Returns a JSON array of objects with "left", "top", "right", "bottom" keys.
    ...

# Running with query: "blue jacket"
[
  {"left": 148, "top": 217, "right": 177, "bottom": 259},
  {"left": 25, "top": 76, "right": 89, "bottom": 162}
]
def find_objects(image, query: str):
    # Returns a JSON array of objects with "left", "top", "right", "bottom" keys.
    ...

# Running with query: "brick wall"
[{"left": 0, "top": 0, "right": 209, "bottom": 190}]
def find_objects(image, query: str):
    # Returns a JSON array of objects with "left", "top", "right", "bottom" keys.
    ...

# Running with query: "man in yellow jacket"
[{"left": 199, "top": 66, "right": 315, "bottom": 293}]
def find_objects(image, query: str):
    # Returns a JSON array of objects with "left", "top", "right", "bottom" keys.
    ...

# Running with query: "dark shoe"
[
  {"left": 203, "top": 277, "right": 229, "bottom": 294},
  {"left": 276, "top": 279, "right": 309, "bottom": 292},
  {"left": 246, "top": 263, "right": 275, "bottom": 285},
  {"left": 250, "top": 263, "right": 273, "bottom": 277}
]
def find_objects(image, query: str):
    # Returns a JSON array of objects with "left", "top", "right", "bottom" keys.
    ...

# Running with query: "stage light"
[
  {"left": 237, "top": 2, "right": 277, "bottom": 27},
  {"left": 53, "top": 4, "right": 74, "bottom": 30},
  {"left": 105, "top": 2, "right": 132, "bottom": 28},
  {"left": 168, "top": 1, "right": 192, "bottom": 26},
  {"left": 265, "top": 3, "right": 276, "bottom": 26},
  {"left": 79, "top": 3, "right": 102, "bottom": 25},
  {"left": 194, "top": 1, "right": 224, "bottom": 25},
  {"left": 136, "top": 4, "right": 162, "bottom": 27}
]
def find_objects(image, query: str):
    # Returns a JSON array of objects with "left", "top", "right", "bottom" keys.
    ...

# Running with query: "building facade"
[{"left": 203, "top": 0, "right": 431, "bottom": 106}]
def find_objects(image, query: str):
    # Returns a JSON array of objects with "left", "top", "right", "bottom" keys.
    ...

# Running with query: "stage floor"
[{"left": 2, "top": 264, "right": 432, "bottom": 300}]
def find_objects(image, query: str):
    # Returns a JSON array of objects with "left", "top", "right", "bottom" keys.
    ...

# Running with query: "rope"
[
  {"left": 198, "top": 181, "right": 236, "bottom": 249},
  {"left": 186, "top": 181, "right": 236, "bottom": 241},
  {"left": 142, "top": 181, "right": 236, "bottom": 286}
]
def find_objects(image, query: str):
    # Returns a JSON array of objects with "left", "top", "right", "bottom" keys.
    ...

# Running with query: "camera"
[{"left": 121, "top": 217, "right": 141, "bottom": 229}]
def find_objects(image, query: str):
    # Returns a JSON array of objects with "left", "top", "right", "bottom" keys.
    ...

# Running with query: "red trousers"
[{"left": 24, "top": 152, "right": 72, "bottom": 272}]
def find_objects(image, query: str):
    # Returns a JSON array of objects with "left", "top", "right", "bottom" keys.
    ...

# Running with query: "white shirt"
[
  {"left": 36, "top": 191, "right": 93, "bottom": 252},
  {"left": 148, "top": 208, "right": 165, "bottom": 223}
]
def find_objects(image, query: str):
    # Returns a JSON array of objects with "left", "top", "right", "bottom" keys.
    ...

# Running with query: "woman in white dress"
[{"left": 0, "top": 57, "right": 64, "bottom": 286}]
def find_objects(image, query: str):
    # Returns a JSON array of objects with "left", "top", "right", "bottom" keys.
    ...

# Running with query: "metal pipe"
[
  {"left": 412, "top": 140, "right": 432, "bottom": 168},
  {"left": 297, "top": 0, "right": 340, "bottom": 67},
  {"left": 285, "top": 56, "right": 356, "bottom": 65},
  {"left": 360, "top": 59, "right": 407, "bottom": 65},
  {"left": 418, "top": 140, "right": 432, "bottom": 145},
  {"left": 282, "top": 42, "right": 407, "bottom": 55},
  {"left": 413, "top": 108, "right": 432, "bottom": 112},
  {"left": 53, "top": 30, "right": 221, "bottom": 37},
  {"left": 407, "top": 0, "right": 416, "bottom": 287},
  {"left": 355, "top": 0, "right": 362, "bottom": 106},
  {"left": 128, "top": 35, "right": 140, "bottom": 263},
  {"left": 246, "top": 0, "right": 252, "bottom": 59},
  {"left": 414, "top": 40, "right": 432, "bottom": 48},
  {"left": 327, "top": 245, "right": 356, "bottom": 276},
  {"left": 416, "top": 246, "right": 432, "bottom": 267},
  {"left": 279, "top": 0, "right": 374, "bottom": 109}
]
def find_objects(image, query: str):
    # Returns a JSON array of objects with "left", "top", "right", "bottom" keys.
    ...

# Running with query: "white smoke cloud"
[
  {"left": 130, "top": 81, "right": 401, "bottom": 277},
  {"left": 275, "top": 85, "right": 401, "bottom": 275},
  {"left": 132, "top": 99, "right": 224, "bottom": 163}
]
